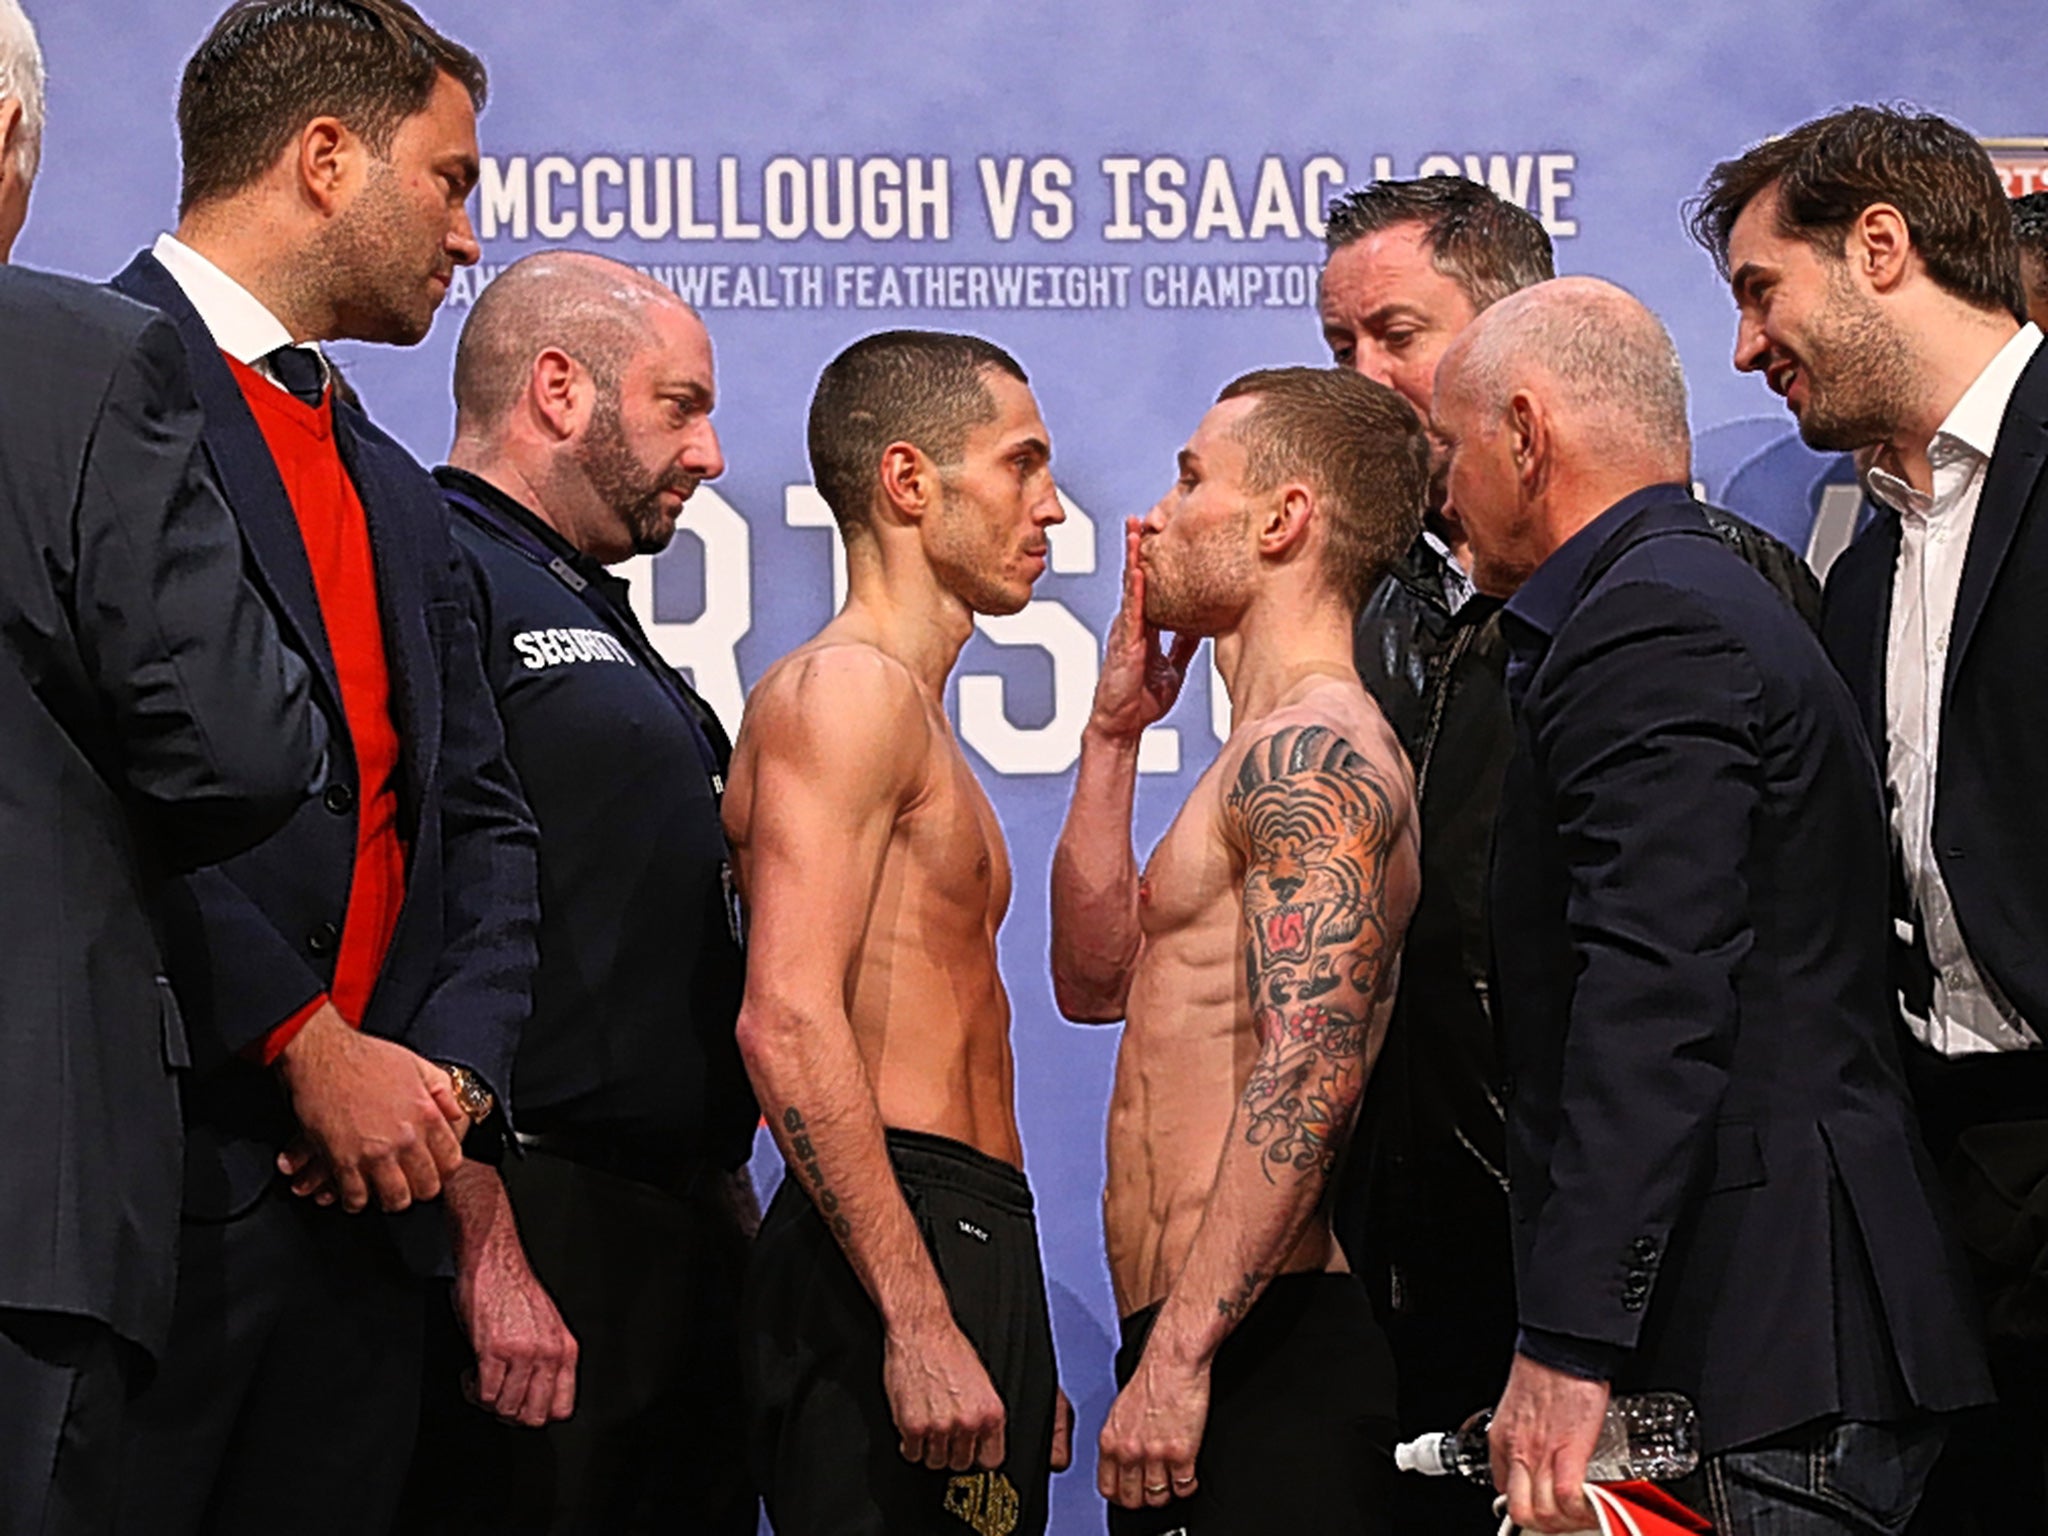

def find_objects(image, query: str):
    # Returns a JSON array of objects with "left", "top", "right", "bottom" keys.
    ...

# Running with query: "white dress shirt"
[
  {"left": 151, "top": 231, "right": 328, "bottom": 394},
  {"left": 1865, "top": 321, "right": 2044, "bottom": 1055}
]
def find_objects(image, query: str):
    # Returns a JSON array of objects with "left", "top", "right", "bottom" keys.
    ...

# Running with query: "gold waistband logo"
[{"left": 944, "top": 1470, "right": 1020, "bottom": 1536}]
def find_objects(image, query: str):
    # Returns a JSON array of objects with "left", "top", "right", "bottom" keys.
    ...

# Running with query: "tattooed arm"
[
  {"left": 728, "top": 647, "right": 1007, "bottom": 1475},
  {"left": 1053, "top": 519, "right": 1199, "bottom": 1021},
  {"left": 1097, "top": 720, "right": 1417, "bottom": 1510}
]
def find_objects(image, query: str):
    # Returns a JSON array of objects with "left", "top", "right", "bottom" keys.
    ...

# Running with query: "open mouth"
[{"left": 1262, "top": 903, "right": 1313, "bottom": 962}]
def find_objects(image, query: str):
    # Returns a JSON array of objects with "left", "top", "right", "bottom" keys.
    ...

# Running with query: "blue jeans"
[{"left": 1679, "top": 1419, "right": 1949, "bottom": 1536}]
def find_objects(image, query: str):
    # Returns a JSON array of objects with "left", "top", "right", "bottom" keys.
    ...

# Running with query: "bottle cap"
[{"left": 1393, "top": 1432, "right": 1449, "bottom": 1476}]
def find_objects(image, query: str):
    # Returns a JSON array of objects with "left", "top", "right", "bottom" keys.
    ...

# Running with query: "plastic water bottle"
[{"left": 1393, "top": 1391, "right": 1699, "bottom": 1485}]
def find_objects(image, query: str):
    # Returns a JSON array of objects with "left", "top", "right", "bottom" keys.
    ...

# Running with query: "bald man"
[
  {"left": 1433, "top": 277, "right": 1988, "bottom": 1535},
  {"left": 397, "top": 252, "right": 757, "bottom": 1536}
]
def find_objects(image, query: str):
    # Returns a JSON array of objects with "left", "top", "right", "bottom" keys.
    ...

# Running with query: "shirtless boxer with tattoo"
[
  {"left": 1052, "top": 366, "right": 1426, "bottom": 1535},
  {"left": 726, "top": 330, "right": 1072, "bottom": 1536}
]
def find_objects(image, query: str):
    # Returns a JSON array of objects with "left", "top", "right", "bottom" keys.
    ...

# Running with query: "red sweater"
[{"left": 228, "top": 356, "right": 407, "bottom": 1059}]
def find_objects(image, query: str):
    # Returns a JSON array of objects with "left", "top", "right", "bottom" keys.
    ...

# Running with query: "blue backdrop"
[{"left": 22, "top": 4, "right": 2046, "bottom": 1527}]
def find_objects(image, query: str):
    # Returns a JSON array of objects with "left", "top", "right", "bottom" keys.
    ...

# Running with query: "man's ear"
[
  {"left": 0, "top": 97, "right": 23, "bottom": 176},
  {"left": 876, "top": 441, "right": 936, "bottom": 525},
  {"left": 528, "top": 347, "right": 588, "bottom": 440},
  {"left": 1509, "top": 389, "right": 1548, "bottom": 499},
  {"left": 1846, "top": 202, "right": 1912, "bottom": 296},
  {"left": 294, "top": 116, "right": 358, "bottom": 215},
  {"left": 1258, "top": 481, "right": 1315, "bottom": 560}
]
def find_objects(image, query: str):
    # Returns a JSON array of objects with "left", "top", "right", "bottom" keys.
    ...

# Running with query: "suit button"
[
  {"left": 1622, "top": 1292, "right": 1647, "bottom": 1313},
  {"left": 1632, "top": 1237, "right": 1659, "bottom": 1262},
  {"left": 308, "top": 921, "right": 340, "bottom": 956},
  {"left": 322, "top": 783, "right": 355, "bottom": 815}
]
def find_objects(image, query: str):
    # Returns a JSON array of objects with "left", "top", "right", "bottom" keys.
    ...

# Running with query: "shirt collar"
[
  {"left": 1502, "top": 482, "right": 1693, "bottom": 646},
  {"left": 151, "top": 231, "right": 300, "bottom": 366},
  {"left": 1864, "top": 322, "right": 2044, "bottom": 515},
  {"left": 435, "top": 465, "right": 612, "bottom": 585}
]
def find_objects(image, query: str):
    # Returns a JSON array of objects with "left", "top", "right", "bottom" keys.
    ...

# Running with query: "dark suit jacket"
[
  {"left": 111, "top": 252, "right": 538, "bottom": 1221},
  {"left": 1491, "top": 485, "right": 1990, "bottom": 1455},
  {"left": 1821, "top": 337, "right": 2048, "bottom": 1044},
  {"left": 0, "top": 267, "right": 323, "bottom": 1357}
]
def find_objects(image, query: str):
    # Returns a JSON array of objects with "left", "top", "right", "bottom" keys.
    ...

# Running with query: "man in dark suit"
[
  {"left": 1690, "top": 105, "right": 2048, "bottom": 1536},
  {"left": 1316, "top": 173, "right": 1823, "bottom": 1536},
  {"left": 0, "top": 261, "right": 326, "bottom": 1536},
  {"left": 1433, "top": 276, "right": 1990, "bottom": 1535},
  {"left": 105, "top": 4, "right": 537, "bottom": 1533}
]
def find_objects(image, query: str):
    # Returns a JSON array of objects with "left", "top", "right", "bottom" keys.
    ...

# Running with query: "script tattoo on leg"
[
  {"left": 1226, "top": 724, "right": 1396, "bottom": 1186},
  {"left": 781, "top": 1106, "right": 852, "bottom": 1239}
]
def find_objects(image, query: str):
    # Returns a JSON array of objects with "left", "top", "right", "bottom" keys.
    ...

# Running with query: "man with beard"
[
  {"left": 390, "top": 252, "right": 759, "bottom": 1534},
  {"left": 109, "top": 5, "right": 538, "bottom": 1532},
  {"left": 1316, "top": 174, "right": 1822, "bottom": 1536},
  {"left": 728, "top": 330, "right": 1072, "bottom": 1535},
  {"left": 1052, "top": 367, "right": 1424, "bottom": 1534},
  {"left": 1691, "top": 105, "right": 2048, "bottom": 1536}
]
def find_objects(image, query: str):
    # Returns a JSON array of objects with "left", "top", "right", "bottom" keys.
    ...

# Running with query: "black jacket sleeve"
[
  {"left": 72, "top": 312, "right": 325, "bottom": 871},
  {"left": 1517, "top": 579, "right": 1759, "bottom": 1350}
]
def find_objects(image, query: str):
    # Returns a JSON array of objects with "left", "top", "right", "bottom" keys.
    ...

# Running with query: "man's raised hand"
[{"left": 1090, "top": 517, "right": 1200, "bottom": 743}]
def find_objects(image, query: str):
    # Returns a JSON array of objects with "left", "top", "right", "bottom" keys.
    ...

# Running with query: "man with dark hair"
[
  {"left": 1052, "top": 366, "right": 1424, "bottom": 1535},
  {"left": 727, "top": 329, "right": 1071, "bottom": 1534},
  {"left": 2014, "top": 190, "right": 2048, "bottom": 333},
  {"left": 1438, "top": 273, "right": 1988, "bottom": 1536},
  {"left": 395, "top": 251, "right": 758, "bottom": 1536},
  {"left": 107, "top": 4, "right": 538, "bottom": 1533},
  {"left": 1692, "top": 102, "right": 2048, "bottom": 1536},
  {"left": 1319, "top": 174, "right": 1822, "bottom": 1535}
]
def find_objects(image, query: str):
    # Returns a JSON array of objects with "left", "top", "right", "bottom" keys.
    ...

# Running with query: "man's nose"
[
  {"left": 448, "top": 206, "right": 482, "bottom": 268},
  {"left": 1732, "top": 314, "right": 1768, "bottom": 375},
  {"left": 1037, "top": 483, "right": 1067, "bottom": 525},
  {"left": 688, "top": 420, "right": 726, "bottom": 482}
]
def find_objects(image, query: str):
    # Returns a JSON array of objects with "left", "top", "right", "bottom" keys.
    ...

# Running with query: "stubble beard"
[
  {"left": 321, "top": 161, "right": 441, "bottom": 347},
  {"left": 1142, "top": 529, "right": 1252, "bottom": 637},
  {"left": 1792, "top": 270, "right": 1920, "bottom": 454}
]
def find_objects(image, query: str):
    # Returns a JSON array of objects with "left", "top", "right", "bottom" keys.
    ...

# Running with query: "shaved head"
[
  {"left": 454, "top": 250, "right": 698, "bottom": 430},
  {"left": 1439, "top": 275, "right": 1691, "bottom": 478}
]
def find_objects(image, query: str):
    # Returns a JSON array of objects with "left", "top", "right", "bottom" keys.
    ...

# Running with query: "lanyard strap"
[{"left": 443, "top": 484, "right": 726, "bottom": 797}]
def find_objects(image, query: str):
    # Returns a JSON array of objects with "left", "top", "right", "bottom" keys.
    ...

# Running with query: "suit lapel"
[
  {"left": 1948, "top": 342, "right": 2048, "bottom": 700},
  {"left": 334, "top": 413, "right": 432, "bottom": 818},
  {"left": 109, "top": 253, "right": 342, "bottom": 711}
]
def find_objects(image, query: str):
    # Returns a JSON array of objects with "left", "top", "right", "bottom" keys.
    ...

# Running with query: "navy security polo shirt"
[{"left": 436, "top": 466, "right": 756, "bottom": 1168}]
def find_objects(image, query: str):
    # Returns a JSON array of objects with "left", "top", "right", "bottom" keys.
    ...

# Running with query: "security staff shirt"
[{"left": 437, "top": 466, "right": 755, "bottom": 1168}]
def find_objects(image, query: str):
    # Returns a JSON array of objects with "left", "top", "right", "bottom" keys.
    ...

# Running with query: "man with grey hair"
[
  {"left": 395, "top": 251, "right": 759, "bottom": 1534},
  {"left": 0, "top": 0, "right": 44, "bottom": 259},
  {"left": 1433, "top": 276, "right": 1989, "bottom": 1534},
  {"left": 1318, "top": 178, "right": 1822, "bottom": 1536}
]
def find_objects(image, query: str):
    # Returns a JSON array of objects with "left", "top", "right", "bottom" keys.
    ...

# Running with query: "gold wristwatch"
[{"left": 440, "top": 1063, "right": 495, "bottom": 1124}]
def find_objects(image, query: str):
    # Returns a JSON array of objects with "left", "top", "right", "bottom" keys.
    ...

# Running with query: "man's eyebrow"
[
  {"left": 1362, "top": 302, "right": 1428, "bottom": 329},
  {"left": 1177, "top": 447, "right": 1200, "bottom": 476},
  {"left": 1729, "top": 261, "right": 1767, "bottom": 302}
]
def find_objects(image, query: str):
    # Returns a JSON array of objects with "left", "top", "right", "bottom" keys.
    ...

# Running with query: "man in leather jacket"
[{"left": 1317, "top": 174, "right": 1820, "bottom": 1535}]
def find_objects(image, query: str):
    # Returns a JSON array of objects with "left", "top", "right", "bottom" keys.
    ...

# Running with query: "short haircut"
[
  {"left": 177, "top": 0, "right": 486, "bottom": 215},
  {"left": 1687, "top": 105, "right": 2025, "bottom": 323},
  {"left": 0, "top": 0, "right": 44, "bottom": 185},
  {"left": 807, "top": 329, "right": 1028, "bottom": 538},
  {"left": 453, "top": 251, "right": 688, "bottom": 430},
  {"left": 1451, "top": 277, "right": 1691, "bottom": 472},
  {"left": 2014, "top": 191, "right": 2048, "bottom": 304},
  {"left": 1215, "top": 366, "right": 1429, "bottom": 606},
  {"left": 1323, "top": 175, "right": 1555, "bottom": 311}
]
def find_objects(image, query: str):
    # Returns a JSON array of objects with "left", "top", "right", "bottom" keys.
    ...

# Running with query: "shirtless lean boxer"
[
  {"left": 726, "top": 330, "right": 1072, "bottom": 1536},
  {"left": 1052, "top": 367, "right": 1426, "bottom": 1534}
]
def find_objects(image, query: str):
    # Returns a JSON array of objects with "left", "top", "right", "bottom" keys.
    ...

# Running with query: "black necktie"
[{"left": 265, "top": 344, "right": 326, "bottom": 406}]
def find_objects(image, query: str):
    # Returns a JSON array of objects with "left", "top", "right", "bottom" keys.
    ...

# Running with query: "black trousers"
[
  {"left": 113, "top": 1190, "right": 424, "bottom": 1536},
  {"left": 1108, "top": 1273, "right": 1397, "bottom": 1536},
  {"left": 396, "top": 1146, "right": 757, "bottom": 1536},
  {"left": 0, "top": 1309, "right": 132, "bottom": 1536},
  {"left": 1901, "top": 1042, "right": 2048, "bottom": 1536},
  {"left": 746, "top": 1129, "right": 1059, "bottom": 1536}
]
